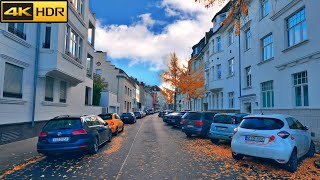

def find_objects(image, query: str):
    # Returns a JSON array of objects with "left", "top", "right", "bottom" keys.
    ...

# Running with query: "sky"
[{"left": 89, "top": 0, "right": 226, "bottom": 87}]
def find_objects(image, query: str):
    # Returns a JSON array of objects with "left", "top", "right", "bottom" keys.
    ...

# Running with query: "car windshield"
[
  {"left": 98, "top": 114, "right": 112, "bottom": 120},
  {"left": 134, "top": 112, "right": 140, "bottom": 115},
  {"left": 240, "top": 118, "right": 284, "bottom": 130},
  {"left": 122, "top": 113, "right": 132, "bottom": 117},
  {"left": 43, "top": 119, "right": 82, "bottom": 131},
  {"left": 185, "top": 112, "right": 202, "bottom": 120}
]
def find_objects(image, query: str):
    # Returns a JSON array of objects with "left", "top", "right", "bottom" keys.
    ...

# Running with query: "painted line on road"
[{"left": 115, "top": 115, "right": 145, "bottom": 180}]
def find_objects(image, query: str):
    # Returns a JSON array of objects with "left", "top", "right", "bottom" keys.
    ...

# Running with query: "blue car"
[
  {"left": 181, "top": 112, "right": 217, "bottom": 138},
  {"left": 37, "top": 115, "right": 112, "bottom": 156}
]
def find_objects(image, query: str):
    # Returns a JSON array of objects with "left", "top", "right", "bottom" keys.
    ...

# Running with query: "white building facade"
[{"left": 0, "top": 0, "right": 102, "bottom": 144}]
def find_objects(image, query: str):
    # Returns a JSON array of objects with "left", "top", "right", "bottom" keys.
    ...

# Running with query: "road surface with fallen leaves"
[{"left": 1, "top": 114, "right": 319, "bottom": 179}]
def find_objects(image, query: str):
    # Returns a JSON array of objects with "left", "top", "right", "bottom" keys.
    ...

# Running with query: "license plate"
[
  {"left": 245, "top": 136, "right": 265, "bottom": 142},
  {"left": 124, "top": 117, "right": 129, "bottom": 119},
  {"left": 187, "top": 125, "right": 194, "bottom": 128},
  {"left": 217, "top": 127, "right": 227, "bottom": 131},
  {"left": 52, "top": 137, "right": 70, "bottom": 142},
  {"left": 171, "top": 120, "right": 175, "bottom": 122}
]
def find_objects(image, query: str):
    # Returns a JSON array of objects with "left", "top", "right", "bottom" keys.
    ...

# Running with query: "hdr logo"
[{"left": 0, "top": 1, "right": 68, "bottom": 23}]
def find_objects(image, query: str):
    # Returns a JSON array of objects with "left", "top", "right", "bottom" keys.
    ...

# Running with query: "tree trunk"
[{"left": 173, "top": 89, "right": 177, "bottom": 111}]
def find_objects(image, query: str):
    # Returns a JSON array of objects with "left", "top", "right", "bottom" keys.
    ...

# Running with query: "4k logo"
[
  {"left": 2, "top": 3, "right": 33, "bottom": 21},
  {"left": 1, "top": 1, "right": 68, "bottom": 23}
]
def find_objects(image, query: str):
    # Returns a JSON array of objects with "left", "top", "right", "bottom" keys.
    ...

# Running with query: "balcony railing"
[{"left": 8, "top": 26, "right": 26, "bottom": 40}]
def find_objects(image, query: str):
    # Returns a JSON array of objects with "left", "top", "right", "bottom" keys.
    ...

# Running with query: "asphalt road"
[{"left": 2, "top": 114, "right": 320, "bottom": 179}]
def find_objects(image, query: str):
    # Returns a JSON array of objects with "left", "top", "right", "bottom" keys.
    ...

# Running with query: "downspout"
[
  {"left": 31, "top": 24, "right": 41, "bottom": 127},
  {"left": 238, "top": 25, "right": 242, "bottom": 112}
]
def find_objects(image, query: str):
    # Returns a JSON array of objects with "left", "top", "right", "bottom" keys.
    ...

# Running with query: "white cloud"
[{"left": 95, "top": 0, "right": 226, "bottom": 71}]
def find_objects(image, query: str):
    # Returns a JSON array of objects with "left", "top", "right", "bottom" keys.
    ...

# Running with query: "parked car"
[
  {"left": 208, "top": 113, "right": 249, "bottom": 143},
  {"left": 134, "top": 111, "right": 142, "bottom": 119},
  {"left": 148, "top": 109, "right": 154, "bottom": 114},
  {"left": 98, "top": 113, "right": 124, "bottom": 136},
  {"left": 143, "top": 110, "right": 148, "bottom": 116},
  {"left": 181, "top": 112, "right": 217, "bottom": 138},
  {"left": 231, "top": 114, "right": 315, "bottom": 172},
  {"left": 120, "top": 112, "right": 136, "bottom": 124},
  {"left": 167, "top": 112, "right": 188, "bottom": 127},
  {"left": 158, "top": 111, "right": 164, "bottom": 117},
  {"left": 37, "top": 115, "right": 112, "bottom": 155},
  {"left": 140, "top": 111, "right": 146, "bottom": 117}
]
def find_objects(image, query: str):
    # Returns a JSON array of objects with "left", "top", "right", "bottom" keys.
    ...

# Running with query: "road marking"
[{"left": 115, "top": 115, "right": 145, "bottom": 180}]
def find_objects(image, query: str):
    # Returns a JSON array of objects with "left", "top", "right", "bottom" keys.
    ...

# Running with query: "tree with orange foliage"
[
  {"left": 160, "top": 87, "right": 174, "bottom": 105},
  {"left": 160, "top": 52, "right": 182, "bottom": 111},
  {"left": 195, "top": 0, "right": 249, "bottom": 36},
  {"left": 179, "top": 58, "right": 206, "bottom": 110}
]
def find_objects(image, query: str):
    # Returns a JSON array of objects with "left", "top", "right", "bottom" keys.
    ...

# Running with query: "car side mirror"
[
  {"left": 104, "top": 122, "right": 109, "bottom": 126},
  {"left": 302, "top": 126, "right": 308, "bottom": 130}
]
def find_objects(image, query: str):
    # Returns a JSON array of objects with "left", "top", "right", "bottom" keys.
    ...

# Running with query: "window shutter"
[
  {"left": 45, "top": 76, "right": 54, "bottom": 101},
  {"left": 3, "top": 63, "right": 23, "bottom": 98},
  {"left": 60, "top": 81, "right": 67, "bottom": 103}
]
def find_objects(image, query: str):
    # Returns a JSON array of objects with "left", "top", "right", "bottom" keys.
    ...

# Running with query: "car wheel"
[
  {"left": 108, "top": 132, "right": 112, "bottom": 142},
  {"left": 287, "top": 149, "right": 298, "bottom": 173},
  {"left": 186, "top": 133, "right": 192, "bottom": 138},
  {"left": 121, "top": 125, "right": 125, "bottom": 132},
  {"left": 232, "top": 152, "right": 244, "bottom": 160},
  {"left": 307, "top": 140, "right": 315, "bottom": 158},
  {"left": 114, "top": 127, "right": 119, "bottom": 136},
  {"left": 90, "top": 137, "right": 99, "bottom": 154},
  {"left": 210, "top": 139, "right": 219, "bottom": 144}
]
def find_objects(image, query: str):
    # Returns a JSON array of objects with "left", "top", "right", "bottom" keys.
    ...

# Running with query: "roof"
[{"left": 211, "top": 1, "right": 232, "bottom": 22}]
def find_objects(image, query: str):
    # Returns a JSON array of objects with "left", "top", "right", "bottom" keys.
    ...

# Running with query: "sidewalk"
[{"left": 0, "top": 137, "right": 40, "bottom": 174}]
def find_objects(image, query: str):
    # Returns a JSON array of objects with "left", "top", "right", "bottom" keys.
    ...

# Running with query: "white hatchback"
[{"left": 231, "top": 114, "right": 315, "bottom": 172}]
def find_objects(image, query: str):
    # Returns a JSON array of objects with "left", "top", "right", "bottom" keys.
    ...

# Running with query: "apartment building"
[
  {"left": 0, "top": 0, "right": 102, "bottom": 144},
  {"left": 192, "top": 0, "right": 320, "bottom": 140}
]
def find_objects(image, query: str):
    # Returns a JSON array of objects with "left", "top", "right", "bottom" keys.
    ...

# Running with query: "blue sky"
[{"left": 90, "top": 0, "right": 223, "bottom": 86}]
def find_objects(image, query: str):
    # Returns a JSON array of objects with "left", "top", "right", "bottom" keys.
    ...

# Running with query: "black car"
[
  {"left": 37, "top": 115, "right": 112, "bottom": 156},
  {"left": 121, "top": 112, "right": 136, "bottom": 124},
  {"left": 167, "top": 112, "right": 188, "bottom": 127},
  {"left": 181, "top": 112, "right": 217, "bottom": 138}
]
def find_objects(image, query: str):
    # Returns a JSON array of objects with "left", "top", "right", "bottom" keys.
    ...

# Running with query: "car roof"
[
  {"left": 215, "top": 113, "right": 249, "bottom": 116},
  {"left": 243, "top": 114, "right": 291, "bottom": 120},
  {"left": 52, "top": 115, "right": 96, "bottom": 120}
]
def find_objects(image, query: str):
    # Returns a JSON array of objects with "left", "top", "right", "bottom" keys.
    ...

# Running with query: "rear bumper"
[
  {"left": 182, "top": 127, "right": 203, "bottom": 135},
  {"left": 208, "top": 131, "right": 233, "bottom": 141},
  {"left": 122, "top": 118, "right": 134, "bottom": 123},
  {"left": 231, "top": 140, "right": 293, "bottom": 163},
  {"left": 37, "top": 138, "right": 93, "bottom": 154}
]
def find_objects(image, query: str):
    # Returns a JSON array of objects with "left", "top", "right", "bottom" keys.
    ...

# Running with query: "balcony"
[{"left": 8, "top": 26, "right": 26, "bottom": 40}]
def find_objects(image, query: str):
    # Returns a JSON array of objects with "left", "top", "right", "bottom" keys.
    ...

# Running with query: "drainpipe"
[
  {"left": 31, "top": 24, "right": 41, "bottom": 127},
  {"left": 238, "top": 29, "right": 242, "bottom": 111}
]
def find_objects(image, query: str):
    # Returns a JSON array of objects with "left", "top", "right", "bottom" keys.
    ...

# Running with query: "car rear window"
[
  {"left": 43, "top": 119, "right": 82, "bottom": 130},
  {"left": 240, "top": 118, "right": 284, "bottom": 130},
  {"left": 185, "top": 112, "right": 202, "bottom": 120},
  {"left": 213, "top": 115, "right": 243, "bottom": 124},
  {"left": 122, "top": 113, "right": 132, "bottom": 116},
  {"left": 99, "top": 114, "right": 112, "bottom": 120}
]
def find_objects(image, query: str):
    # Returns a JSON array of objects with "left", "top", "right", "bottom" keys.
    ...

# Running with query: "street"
[{"left": 1, "top": 114, "right": 319, "bottom": 179}]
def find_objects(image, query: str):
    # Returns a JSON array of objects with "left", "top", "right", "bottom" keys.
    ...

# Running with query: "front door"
[{"left": 244, "top": 102, "right": 252, "bottom": 113}]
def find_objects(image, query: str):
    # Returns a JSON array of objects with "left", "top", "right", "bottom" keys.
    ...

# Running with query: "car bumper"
[
  {"left": 231, "top": 140, "right": 292, "bottom": 163},
  {"left": 208, "top": 132, "right": 233, "bottom": 141},
  {"left": 37, "top": 138, "right": 93, "bottom": 154},
  {"left": 122, "top": 119, "right": 134, "bottom": 123},
  {"left": 182, "top": 127, "right": 203, "bottom": 135}
]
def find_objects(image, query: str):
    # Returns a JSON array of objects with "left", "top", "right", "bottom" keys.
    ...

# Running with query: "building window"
[
  {"left": 261, "top": 0, "right": 269, "bottom": 18},
  {"left": 216, "top": 93, "right": 219, "bottom": 109},
  {"left": 217, "top": 64, "right": 222, "bottom": 79},
  {"left": 220, "top": 92, "right": 223, "bottom": 109},
  {"left": 261, "top": 81, "right": 274, "bottom": 108},
  {"left": 245, "top": 66, "right": 252, "bottom": 88},
  {"left": 245, "top": 28, "right": 251, "bottom": 50},
  {"left": 228, "top": 92, "right": 234, "bottom": 109},
  {"left": 287, "top": 8, "right": 307, "bottom": 47},
  {"left": 211, "top": 39, "right": 215, "bottom": 54},
  {"left": 60, "top": 81, "right": 67, "bottom": 103},
  {"left": 86, "top": 56, "right": 93, "bottom": 78},
  {"left": 65, "top": 25, "right": 82, "bottom": 62},
  {"left": 228, "top": 29, "right": 234, "bottom": 46},
  {"left": 85, "top": 87, "right": 91, "bottom": 105},
  {"left": 96, "top": 69, "right": 101, "bottom": 75},
  {"left": 88, "top": 22, "right": 95, "bottom": 46},
  {"left": 211, "top": 66, "right": 214, "bottom": 80},
  {"left": 70, "top": 0, "right": 84, "bottom": 16},
  {"left": 8, "top": 23, "right": 26, "bottom": 40},
  {"left": 228, "top": 58, "right": 234, "bottom": 76},
  {"left": 217, "top": 36, "right": 222, "bottom": 52},
  {"left": 45, "top": 76, "right": 54, "bottom": 102},
  {"left": 212, "top": 94, "right": 215, "bottom": 109},
  {"left": 43, "top": 23, "right": 51, "bottom": 48},
  {"left": 3, "top": 63, "right": 23, "bottom": 99},
  {"left": 124, "top": 101, "right": 127, "bottom": 109},
  {"left": 262, "top": 34, "right": 274, "bottom": 61},
  {"left": 293, "top": 71, "right": 309, "bottom": 107}
]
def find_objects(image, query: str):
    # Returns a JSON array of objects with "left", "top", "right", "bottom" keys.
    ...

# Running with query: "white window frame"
[
  {"left": 228, "top": 92, "right": 234, "bottom": 109},
  {"left": 245, "top": 66, "right": 252, "bottom": 88},
  {"left": 262, "top": 34, "right": 274, "bottom": 61},
  {"left": 217, "top": 36, "right": 222, "bottom": 52},
  {"left": 228, "top": 29, "right": 234, "bottom": 46},
  {"left": 3, "top": 62, "right": 24, "bottom": 99},
  {"left": 217, "top": 64, "right": 222, "bottom": 79},
  {"left": 65, "top": 25, "right": 83, "bottom": 62},
  {"left": 293, "top": 71, "right": 309, "bottom": 107},
  {"left": 287, "top": 8, "right": 307, "bottom": 47},
  {"left": 45, "top": 76, "right": 54, "bottom": 102},
  {"left": 228, "top": 58, "right": 234, "bottom": 76},
  {"left": 261, "top": 0, "right": 269, "bottom": 18},
  {"left": 245, "top": 28, "right": 251, "bottom": 50},
  {"left": 261, "top": 80, "right": 274, "bottom": 108}
]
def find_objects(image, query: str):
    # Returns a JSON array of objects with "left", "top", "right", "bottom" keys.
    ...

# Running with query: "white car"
[{"left": 231, "top": 114, "right": 315, "bottom": 172}]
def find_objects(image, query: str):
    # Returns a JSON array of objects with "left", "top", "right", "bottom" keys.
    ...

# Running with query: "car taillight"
[
  {"left": 233, "top": 128, "right": 238, "bottom": 134},
  {"left": 39, "top": 131, "right": 48, "bottom": 137},
  {"left": 231, "top": 116, "right": 236, "bottom": 124},
  {"left": 194, "top": 121, "right": 204, "bottom": 126},
  {"left": 72, "top": 129, "right": 87, "bottom": 135},
  {"left": 182, "top": 119, "right": 187, "bottom": 124},
  {"left": 277, "top": 131, "right": 290, "bottom": 139},
  {"left": 268, "top": 135, "right": 276, "bottom": 143}
]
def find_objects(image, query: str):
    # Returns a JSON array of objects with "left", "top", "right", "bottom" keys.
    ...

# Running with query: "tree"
[
  {"left": 160, "top": 87, "right": 174, "bottom": 106},
  {"left": 93, "top": 74, "right": 108, "bottom": 106},
  {"left": 160, "top": 52, "right": 182, "bottom": 111},
  {"left": 195, "top": 0, "right": 249, "bottom": 35},
  {"left": 179, "top": 58, "right": 206, "bottom": 110}
]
